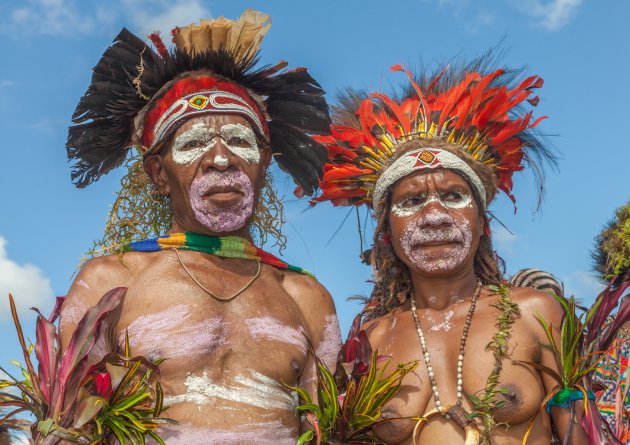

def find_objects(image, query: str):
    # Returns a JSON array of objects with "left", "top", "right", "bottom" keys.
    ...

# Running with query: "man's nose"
[{"left": 200, "top": 137, "right": 233, "bottom": 172}]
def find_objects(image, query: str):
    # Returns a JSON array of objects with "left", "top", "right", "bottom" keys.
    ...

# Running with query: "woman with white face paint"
[{"left": 311, "top": 60, "right": 590, "bottom": 444}]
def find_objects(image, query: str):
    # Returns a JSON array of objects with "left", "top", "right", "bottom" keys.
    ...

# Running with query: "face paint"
[
  {"left": 391, "top": 191, "right": 473, "bottom": 218},
  {"left": 165, "top": 369, "right": 298, "bottom": 411},
  {"left": 220, "top": 123, "right": 260, "bottom": 164},
  {"left": 214, "top": 154, "right": 229, "bottom": 167},
  {"left": 315, "top": 315, "right": 342, "bottom": 372},
  {"left": 171, "top": 122, "right": 260, "bottom": 165},
  {"left": 172, "top": 123, "right": 216, "bottom": 165},
  {"left": 400, "top": 207, "right": 473, "bottom": 273},
  {"left": 245, "top": 317, "right": 308, "bottom": 354},
  {"left": 123, "top": 305, "right": 227, "bottom": 361},
  {"left": 156, "top": 422, "right": 296, "bottom": 445},
  {"left": 190, "top": 169, "right": 254, "bottom": 232}
]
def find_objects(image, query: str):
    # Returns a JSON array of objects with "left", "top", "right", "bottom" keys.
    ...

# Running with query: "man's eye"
[
  {"left": 182, "top": 139, "right": 206, "bottom": 150},
  {"left": 227, "top": 136, "right": 251, "bottom": 147}
]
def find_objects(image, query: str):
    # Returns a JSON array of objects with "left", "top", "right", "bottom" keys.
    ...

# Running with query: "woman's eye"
[
  {"left": 442, "top": 191, "right": 464, "bottom": 202},
  {"left": 401, "top": 196, "right": 427, "bottom": 207}
]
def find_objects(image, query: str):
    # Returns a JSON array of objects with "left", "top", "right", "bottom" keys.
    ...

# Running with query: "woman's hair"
[{"left": 365, "top": 139, "right": 504, "bottom": 320}]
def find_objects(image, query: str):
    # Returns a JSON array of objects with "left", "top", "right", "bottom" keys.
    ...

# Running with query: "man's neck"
[
  {"left": 168, "top": 222, "right": 253, "bottom": 241},
  {"left": 409, "top": 268, "right": 479, "bottom": 311}
]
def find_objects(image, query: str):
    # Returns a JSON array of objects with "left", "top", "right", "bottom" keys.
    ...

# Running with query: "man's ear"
[{"left": 144, "top": 154, "right": 170, "bottom": 196}]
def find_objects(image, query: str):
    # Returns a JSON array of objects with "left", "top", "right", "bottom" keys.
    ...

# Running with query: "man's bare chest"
[{"left": 114, "top": 263, "right": 309, "bottom": 382}]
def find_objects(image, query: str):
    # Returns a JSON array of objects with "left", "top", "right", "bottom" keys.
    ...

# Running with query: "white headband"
[{"left": 373, "top": 148, "right": 487, "bottom": 215}]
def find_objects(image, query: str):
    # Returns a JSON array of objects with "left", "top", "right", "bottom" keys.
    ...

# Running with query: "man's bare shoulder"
[
  {"left": 60, "top": 252, "right": 158, "bottom": 329},
  {"left": 280, "top": 270, "right": 336, "bottom": 315}
]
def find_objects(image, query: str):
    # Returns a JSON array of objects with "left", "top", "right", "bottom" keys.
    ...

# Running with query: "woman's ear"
[{"left": 144, "top": 155, "right": 170, "bottom": 196}]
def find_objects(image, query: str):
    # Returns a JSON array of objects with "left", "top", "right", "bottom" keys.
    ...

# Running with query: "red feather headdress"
[{"left": 308, "top": 64, "right": 549, "bottom": 210}]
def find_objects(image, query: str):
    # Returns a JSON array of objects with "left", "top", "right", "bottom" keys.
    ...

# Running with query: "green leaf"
[
  {"left": 296, "top": 430, "right": 314, "bottom": 445},
  {"left": 37, "top": 418, "right": 55, "bottom": 436}
]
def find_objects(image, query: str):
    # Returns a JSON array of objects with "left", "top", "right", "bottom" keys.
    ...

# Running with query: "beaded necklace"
[
  {"left": 410, "top": 279, "right": 482, "bottom": 418},
  {"left": 125, "top": 232, "right": 312, "bottom": 276}
]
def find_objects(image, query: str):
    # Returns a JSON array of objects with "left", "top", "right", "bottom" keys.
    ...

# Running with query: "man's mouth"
[{"left": 202, "top": 185, "right": 244, "bottom": 203}]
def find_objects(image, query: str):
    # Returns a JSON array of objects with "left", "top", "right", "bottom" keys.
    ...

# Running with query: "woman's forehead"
[{"left": 392, "top": 169, "right": 472, "bottom": 194}]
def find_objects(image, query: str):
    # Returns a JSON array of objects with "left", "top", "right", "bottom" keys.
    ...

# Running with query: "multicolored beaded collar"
[{"left": 124, "top": 232, "right": 312, "bottom": 277}]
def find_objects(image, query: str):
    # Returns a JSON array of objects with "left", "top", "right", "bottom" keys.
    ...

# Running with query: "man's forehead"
[{"left": 176, "top": 113, "right": 253, "bottom": 133}]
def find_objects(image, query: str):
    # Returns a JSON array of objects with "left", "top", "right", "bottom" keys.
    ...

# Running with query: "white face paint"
[
  {"left": 172, "top": 123, "right": 216, "bottom": 165},
  {"left": 214, "top": 154, "right": 229, "bottom": 167},
  {"left": 391, "top": 191, "right": 473, "bottom": 218},
  {"left": 171, "top": 122, "right": 260, "bottom": 165},
  {"left": 220, "top": 123, "right": 260, "bottom": 164}
]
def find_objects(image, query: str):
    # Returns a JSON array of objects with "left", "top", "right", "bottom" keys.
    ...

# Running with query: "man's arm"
[
  {"left": 282, "top": 273, "right": 341, "bottom": 431},
  {"left": 59, "top": 255, "right": 131, "bottom": 350},
  {"left": 523, "top": 290, "right": 589, "bottom": 444}
]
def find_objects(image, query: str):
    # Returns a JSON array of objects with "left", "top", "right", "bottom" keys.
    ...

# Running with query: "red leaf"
[
  {"left": 51, "top": 287, "right": 126, "bottom": 414},
  {"left": 94, "top": 372, "right": 113, "bottom": 399},
  {"left": 33, "top": 309, "right": 60, "bottom": 404}
]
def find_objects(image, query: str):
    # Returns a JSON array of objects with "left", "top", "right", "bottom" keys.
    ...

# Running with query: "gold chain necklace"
[
  {"left": 410, "top": 279, "right": 482, "bottom": 418},
  {"left": 173, "top": 248, "right": 261, "bottom": 302}
]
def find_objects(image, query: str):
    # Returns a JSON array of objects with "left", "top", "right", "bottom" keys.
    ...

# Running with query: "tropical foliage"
[
  {"left": 293, "top": 310, "right": 418, "bottom": 445},
  {"left": 519, "top": 279, "right": 630, "bottom": 445},
  {"left": 0, "top": 288, "right": 172, "bottom": 444}
]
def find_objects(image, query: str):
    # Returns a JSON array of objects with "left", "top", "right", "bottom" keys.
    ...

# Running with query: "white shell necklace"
[{"left": 410, "top": 279, "right": 482, "bottom": 418}]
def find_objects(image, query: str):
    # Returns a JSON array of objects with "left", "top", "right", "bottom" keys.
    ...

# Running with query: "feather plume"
[
  {"left": 310, "top": 53, "right": 554, "bottom": 209},
  {"left": 67, "top": 11, "right": 330, "bottom": 194},
  {"left": 172, "top": 9, "right": 271, "bottom": 61}
]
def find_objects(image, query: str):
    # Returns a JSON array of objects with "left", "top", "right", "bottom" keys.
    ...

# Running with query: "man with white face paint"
[
  {"left": 312, "top": 60, "right": 589, "bottom": 443},
  {"left": 60, "top": 11, "right": 341, "bottom": 444}
]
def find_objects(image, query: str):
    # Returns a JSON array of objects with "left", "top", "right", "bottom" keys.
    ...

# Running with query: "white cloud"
[
  {"left": 561, "top": 270, "right": 605, "bottom": 303},
  {"left": 4, "top": 0, "right": 211, "bottom": 38},
  {"left": 9, "top": 0, "right": 96, "bottom": 36},
  {"left": 0, "top": 80, "right": 14, "bottom": 89},
  {"left": 492, "top": 224, "right": 519, "bottom": 256},
  {"left": 122, "top": 0, "right": 211, "bottom": 37},
  {"left": 518, "top": 0, "right": 582, "bottom": 30},
  {"left": 0, "top": 237, "right": 54, "bottom": 320}
]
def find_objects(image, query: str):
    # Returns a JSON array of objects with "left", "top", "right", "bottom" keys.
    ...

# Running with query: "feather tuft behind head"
[{"left": 172, "top": 9, "right": 271, "bottom": 61}]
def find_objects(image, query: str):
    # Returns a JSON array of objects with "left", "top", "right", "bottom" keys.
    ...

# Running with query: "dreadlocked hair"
[
  {"left": 86, "top": 151, "right": 286, "bottom": 260},
  {"left": 364, "top": 140, "right": 504, "bottom": 320}
]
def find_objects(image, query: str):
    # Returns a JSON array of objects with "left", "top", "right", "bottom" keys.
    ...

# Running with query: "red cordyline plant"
[
  {"left": 519, "top": 278, "right": 630, "bottom": 445},
  {"left": 292, "top": 306, "right": 418, "bottom": 445},
  {"left": 0, "top": 288, "right": 173, "bottom": 444}
]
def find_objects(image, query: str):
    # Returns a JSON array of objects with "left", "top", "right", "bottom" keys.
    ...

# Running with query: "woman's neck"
[{"left": 409, "top": 268, "right": 479, "bottom": 310}]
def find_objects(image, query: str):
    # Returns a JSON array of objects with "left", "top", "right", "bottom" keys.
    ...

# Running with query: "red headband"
[{"left": 141, "top": 75, "right": 268, "bottom": 152}]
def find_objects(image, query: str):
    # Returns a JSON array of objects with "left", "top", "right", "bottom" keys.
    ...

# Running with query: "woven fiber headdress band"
[
  {"left": 140, "top": 75, "right": 269, "bottom": 156},
  {"left": 373, "top": 148, "right": 487, "bottom": 216}
]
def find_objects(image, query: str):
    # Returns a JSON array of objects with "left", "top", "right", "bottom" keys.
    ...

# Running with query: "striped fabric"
[
  {"left": 508, "top": 268, "right": 564, "bottom": 297},
  {"left": 594, "top": 329, "right": 630, "bottom": 443},
  {"left": 126, "top": 233, "right": 313, "bottom": 277}
]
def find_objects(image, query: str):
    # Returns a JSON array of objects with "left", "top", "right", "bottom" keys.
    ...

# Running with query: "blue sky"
[{"left": 0, "top": 0, "right": 628, "bottom": 368}]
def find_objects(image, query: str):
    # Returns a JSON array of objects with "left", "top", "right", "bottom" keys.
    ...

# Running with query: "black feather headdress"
[{"left": 67, "top": 9, "right": 330, "bottom": 196}]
